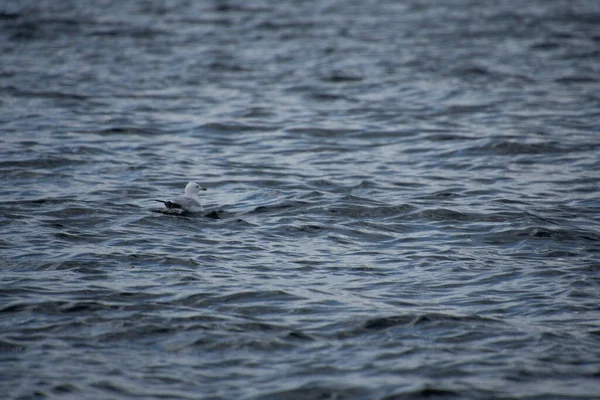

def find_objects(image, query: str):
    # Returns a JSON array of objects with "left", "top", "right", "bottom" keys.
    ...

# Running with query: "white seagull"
[{"left": 155, "top": 182, "right": 207, "bottom": 212}]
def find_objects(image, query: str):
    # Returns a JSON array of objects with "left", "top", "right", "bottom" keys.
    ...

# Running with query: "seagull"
[{"left": 154, "top": 182, "right": 207, "bottom": 212}]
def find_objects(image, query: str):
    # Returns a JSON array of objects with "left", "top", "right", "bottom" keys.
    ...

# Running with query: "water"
[{"left": 1, "top": 1, "right": 600, "bottom": 399}]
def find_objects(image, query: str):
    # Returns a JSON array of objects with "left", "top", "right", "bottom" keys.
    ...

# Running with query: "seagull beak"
[{"left": 199, "top": 187, "right": 207, "bottom": 191}]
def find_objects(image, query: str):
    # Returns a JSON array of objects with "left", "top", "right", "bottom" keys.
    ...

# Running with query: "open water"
[{"left": 1, "top": 1, "right": 600, "bottom": 399}]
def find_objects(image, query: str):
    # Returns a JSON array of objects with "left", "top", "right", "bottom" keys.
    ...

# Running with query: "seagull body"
[{"left": 155, "top": 182, "right": 206, "bottom": 212}]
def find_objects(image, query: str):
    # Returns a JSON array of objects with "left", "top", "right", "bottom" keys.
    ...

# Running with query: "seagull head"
[{"left": 184, "top": 182, "right": 207, "bottom": 198}]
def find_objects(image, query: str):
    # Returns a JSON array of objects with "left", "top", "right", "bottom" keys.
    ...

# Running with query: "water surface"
[{"left": 1, "top": 1, "right": 600, "bottom": 399}]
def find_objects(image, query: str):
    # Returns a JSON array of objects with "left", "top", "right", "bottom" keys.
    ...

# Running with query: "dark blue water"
[{"left": 1, "top": 1, "right": 600, "bottom": 399}]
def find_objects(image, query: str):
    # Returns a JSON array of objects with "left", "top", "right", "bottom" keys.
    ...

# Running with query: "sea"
[{"left": 1, "top": 1, "right": 600, "bottom": 399}]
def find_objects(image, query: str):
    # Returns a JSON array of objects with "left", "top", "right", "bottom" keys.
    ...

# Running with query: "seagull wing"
[
  {"left": 153, "top": 199, "right": 183, "bottom": 209},
  {"left": 155, "top": 196, "right": 202, "bottom": 212}
]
